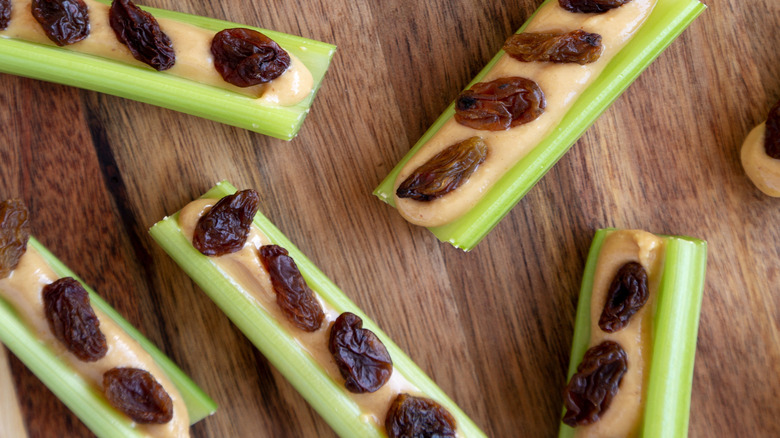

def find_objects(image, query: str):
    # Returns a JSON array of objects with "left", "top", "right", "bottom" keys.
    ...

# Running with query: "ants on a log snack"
[
  {"left": 374, "top": 0, "right": 705, "bottom": 250},
  {"left": 0, "top": 0, "right": 335, "bottom": 138},
  {"left": 559, "top": 229, "right": 706, "bottom": 438},
  {"left": 0, "top": 199, "right": 215, "bottom": 437},
  {"left": 152, "top": 182, "right": 486, "bottom": 437}
]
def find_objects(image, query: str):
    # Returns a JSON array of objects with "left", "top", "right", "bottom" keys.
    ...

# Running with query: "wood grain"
[{"left": 1, "top": 0, "right": 778, "bottom": 437}]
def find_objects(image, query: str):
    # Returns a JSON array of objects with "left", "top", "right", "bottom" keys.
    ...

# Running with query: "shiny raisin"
[
  {"left": 103, "top": 367, "right": 173, "bottom": 424},
  {"left": 258, "top": 245, "right": 324, "bottom": 332},
  {"left": 31, "top": 0, "right": 90, "bottom": 46},
  {"left": 397, "top": 137, "right": 488, "bottom": 201},
  {"left": 598, "top": 262, "right": 648, "bottom": 333},
  {"left": 562, "top": 340, "right": 628, "bottom": 427},
  {"left": 559, "top": 0, "right": 632, "bottom": 13},
  {"left": 193, "top": 190, "right": 260, "bottom": 256},
  {"left": 211, "top": 28, "right": 291, "bottom": 87},
  {"left": 765, "top": 99, "right": 780, "bottom": 159},
  {"left": 503, "top": 30, "right": 603, "bottom": 65},
  {"left": 43, "top": 277, "right": 108, "bottom": 362},
  {"left": 0, "top": 0, "right": 12, "bottom": 30},
  {"left": 109, "top": 0, "right": 174, "bottom": 71},
  {"left": 328, "top": 312, "right": 393, "bottom": 393},
  {"left": 0, "top": 199, "right": 30, "bottom": 279},
  {"left": 385, "top": 393, "right": 457, "bottom": 438},
  {"left": 455, "top": 77, "right": 546, "bottom": 131}
]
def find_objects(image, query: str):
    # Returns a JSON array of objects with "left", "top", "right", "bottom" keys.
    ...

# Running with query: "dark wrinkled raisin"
[
  {"left": 455, "top": 77, "right": 546, "bottom": 131},
  {"left": 103, "top": 367, "right": 173, "bottom": 424},
  {"left": 598, "top": 262, "right": 648, "bottom": 333},
  {"left": 193, "top": 190, "right": 260, "bottom": 256},
  {"left": 386, "top": 393, "right": 456, "bottom": 438},
  {"left": 328, "top": 312, "right": 393, "bottom": 393},
  {"left": 0, "top": 0, "right": 12, "bottom": 30},
  {"left": 562, "top": 341, "right": 628, "bottom": 427},
  {"left": 765, "top": 99, "right": 780, "bottom": 159},
  {"left": 397, "top": 137, "right": 487, "bottom": 202},
  {"left": 503, "top": 30, "right": 603, "bottom": 65},
  {"left": 109, "top": 0, "right": 175, "bottom": 71},
  {"left": 211, "top": 28, "right": 291, "bottom": 87},
  {"left": 559, "top": 0, "right": 632, "bottom": 13},
  {"left": 43, "top": 277, "right": 107, "bottom": 362},
  {"left": 0, "top": 199, "right": 30, "bottom": 279},
  {"left": 31, "top": 0, "right": 90, "bottom": 46},
  {"left": 258, "top": 245, "right": 324, "bottom": 332}
]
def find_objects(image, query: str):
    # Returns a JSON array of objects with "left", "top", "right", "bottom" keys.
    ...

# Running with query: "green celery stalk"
[
  {"left": 558, "top": 229, "right": 707, "bottom": 438},
  {"left": 149, "top": 180, "right": 487, "bottom": 438},
  {"left": 0, "top": 1, "right": 336, "bottom": 140},
  {"left": 373, "top": 0, "right": 706, "bottom": 250},
  {"left": 0, "top": 238, "right": 216, "bottom": 437}
]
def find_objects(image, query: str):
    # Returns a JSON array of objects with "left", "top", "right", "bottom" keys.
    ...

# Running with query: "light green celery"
[
  {"left": 149, "top": 180, "right": 486, "bottom": 438},
  {"left": 0, "top": 239, "right": 216, "bottom": 437},
  {"left": 28, "top": 237, "right": 217, "bottom": 423},
  {"left": 558, "top": 229, "right": 707, "bottom": 438},
  {"left": 374, "top": 0, "right": 706, "bottom": 250},
  {"left": 0, "top": 1, "right": 336, "bottom": 140}
]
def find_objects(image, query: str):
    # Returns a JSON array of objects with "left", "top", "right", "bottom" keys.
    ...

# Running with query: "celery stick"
[
  {"left": 150, "top": 180, "right": 487, "bottom": 438},
  {"left": 374, "top": 0, "right": 706, "bottom": 250},
  {"left": 0, "top": 1, "right": 335, "bottom": 140},
  {"left": 0, "top": 239, "right": 216, "bottom": 437},
  {"left": 559, "top": 229, "right": 707, "bottom": 438},
  {"left": 28, "top": 238, "right": 217, "bottom": 423}
]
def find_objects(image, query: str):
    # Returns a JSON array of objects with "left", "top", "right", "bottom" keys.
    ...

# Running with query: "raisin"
[
  {"left": 211, "top": 28, "right": 291, "bottom": 87},
  {"left": 503, "top": 30, "right": 603, "bottom": 65},
  {"left": 328, "top": 312, "right": 393, "bottom": 393},
  {"left": 397, "top": 137, "right": 488, "bottom": 202},
  {"left": 258, "top": 245, "right": 324, "bottom": 332},
  {"left": 0, "top": 0, "right": 12, "bottom": 30},
  {"left": 562, "top": 340, "right": 628, "bottom": 427},
  {"left": 455, "top": 77, "right": 546, "bottom": 131},
  {"left": 765, "top": 99, "right": 780, "bottom": 159},
  {"left": 0, "top": 199, "right": 30, "bottom": 279},
  {"left": 103, "top": 367, "right": 173, "bottom": 424},
  {"left": 598, "top": 262, "right": 649, "bottom": 333},
  {"left": 31, "top": 0, "right": 90, "bottom": 46},
  {"left": 385, "top": 393, "right": 457, "bottom": 438},
  {"left": 559, "top": 0, "right": 632, "bottom": 13},
  {"left": 43, "top": 277, "right": 107, "bottom": 362},
  {"left": 109, "top": 0, "right": 175, "bottom": 71},
  {"left": 193, "top": 190, "right": 260, "bottom": 256}
]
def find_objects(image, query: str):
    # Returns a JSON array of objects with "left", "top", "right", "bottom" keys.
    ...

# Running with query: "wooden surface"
[{"left": 1, "top": 0, "right": 779, "bottom": 437}]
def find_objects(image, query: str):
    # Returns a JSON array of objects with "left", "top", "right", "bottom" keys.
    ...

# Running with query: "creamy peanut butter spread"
[
  {"left": 393, "top": 0, "right": 657, "bottom": 227},
  {"left": 741, "top": 122, "right": 780, "bottom": 197},
  {"left": 178, "top": 199, "right": 437, "bottom": 433},
  {"left": 0, "top": 246, "right": 190, "bottom": 437},
  {"left": 575, "top": 229, "right": 664, "bottom": 438},
  {"left": 0, "top": 0, "right": 313, "bottom": 106}
]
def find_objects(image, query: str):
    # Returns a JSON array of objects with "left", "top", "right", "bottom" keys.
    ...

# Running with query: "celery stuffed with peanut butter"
[
  {"left": 0, "top": 0, "right": 335, "bottom": 139},
  {"left": 150, "top": 181, "right": 486, "bottom": 438},
  {"left": 374, "top": 0, "right": 706, "bottom": 250},
  {"left": 0, "top": 199, "right": 215, "bottom": 438},
  {"left": 741, "top": 98, "right": 780, "bottom": 197},
  {"left": 559, "top": 229, "right": 707, "bottom": 438}
]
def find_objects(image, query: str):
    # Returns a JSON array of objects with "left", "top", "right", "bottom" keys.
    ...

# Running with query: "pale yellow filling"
[
  {"left": 178, "top": 199, "right": 430, "bottom": 433},
  {"left": 0, "top": 0, "right": 313, "bottom": 106},
  {"left": 741, "top": 122, "right": 780, "bottom": 197},
  {"left": 575, "top": 230, "right": 664, "bottom": 438},
  {"left": 0, "top": 247, "right": 190, "bottom": 438},
  {"left": 394, "top": 0, "right": 657, "bottom": 227}
]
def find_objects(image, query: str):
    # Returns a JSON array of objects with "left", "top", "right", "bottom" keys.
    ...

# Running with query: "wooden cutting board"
[{"left": 1, "top": 0, "right": 778, "bottom": 436}]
